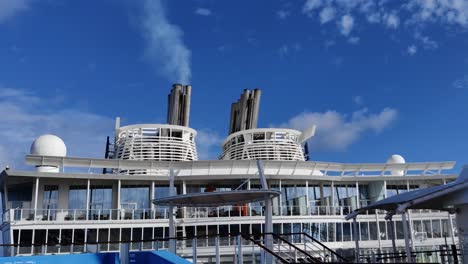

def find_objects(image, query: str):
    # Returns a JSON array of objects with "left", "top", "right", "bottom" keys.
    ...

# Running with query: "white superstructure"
[
  {"left": 114, "top": 124, "right": 198, "bottom": 162},
  {"left": 221, "top": 128, "right": 306, "bottom": 161},
  {"left": 0, "top": 86, "right": 461, "bottom": 263}
]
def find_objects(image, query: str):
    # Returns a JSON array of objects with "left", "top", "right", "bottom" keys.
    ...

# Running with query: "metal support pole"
[
  {"left": 120, "top": 243, "right": 129, "bottom": 264},
  {"left": 192, "top": 238, "right": 197, "bottom": 263},
  {"left": 237, "top": 234, "right": 243, "bottom": 264},
  {"left": 257, "top": 160, "right": 273, "bottom": 264},
  {"left": 401, "top": 211, "right": 413, "bottom": 263},
  {"left": 376, "top": 211, "right": 382, "bottom": 250},
  {"left": 33, "top": 177, "right": 39, "bottom": 219},
  {"left": 86, "top": 179, "right": 90, "bottom": 220},
  {"left": 353, "top": 217, "right": 360, "bottom": 263},
  {"left": 215, "top": 236, "right": 220, "bottom": 264},
  {"left": 388, "top": 218, "right": 397, "bottom": 257},
  {"left": 448, "top": 213, "right": 456, "bottom": 245},
  {"left": 169, "top": 168, "right": 176, "bottom": 254}
]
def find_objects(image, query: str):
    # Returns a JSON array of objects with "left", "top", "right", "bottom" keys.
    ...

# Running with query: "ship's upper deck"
[{"left": 5, "top": 155, "right": 455, "bottom": 182}]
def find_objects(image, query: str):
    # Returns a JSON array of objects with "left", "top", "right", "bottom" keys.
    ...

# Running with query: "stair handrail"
[
  {"left": 282, "top": 232, "right": 348, "bottom": 263},
  {"left": 269, "top": 233, "right": 322, "bottom": 264},
  {"left": 241, "top": 233, "right": 291, "bottom": 264}
]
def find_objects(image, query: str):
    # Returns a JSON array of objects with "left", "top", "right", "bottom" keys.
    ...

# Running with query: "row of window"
[{"left": 11, "top": 217, "right": 455, "bottom": 256}]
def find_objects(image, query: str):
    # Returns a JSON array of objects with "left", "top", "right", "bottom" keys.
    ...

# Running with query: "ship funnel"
[
  {"left": 229, "top": 88, "right": 261, "bottom": 134},
  {"left": 167, "top": 84, "right": 192, "bottom": 127}
]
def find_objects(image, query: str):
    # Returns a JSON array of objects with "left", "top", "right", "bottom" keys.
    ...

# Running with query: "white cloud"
[
  {"left": 353, "top": 95, "right": 363, "bottom": 105},
  {"left": 348, "top": 36, "right": 360, "bottom": 44},
  {"left": 278, "top": 108, "right": 398, "bottom": 151},
  {"left": 303, "top": 0, "right": 323, "bottom": 14},
  {"left": 195, "top": 129, "right": 223, "bottom": 160},
  {"left": 384, "top": 13, "right": 400, "bottom": 29},
  {"left": 0, "top": 0, "right": 29, "bottom": 23},
  {"left": 140, "top": 0, "right": 191, "bottom": 84},
  {"left": 0, "top": 87, "right": 114, "bottom": 169},
  {"left": 277, "top": 10, "right": 290, "bottom": 19},
  {"left": 339, "top": 15, "right": 354, "bottom": 36},
  {"left": 415, "top": 33, "right": 438, "bottom": 49},
  {"left": 194, "top": 8, "right": 212, "bottom": 16},
  {"left": 279, "top": 45, "right": 289, "bottom": 56},
  {"left": 453, "top": 74, "right": 468, "bottom": 89},
  {"left": 302, "top": 0, "right": 468, "bottom": 45},
  {"left": 405, "top": 0, "right": 468, "bottom": 27},
  {"left": 320, "top": 6, "right": 336, "bottom": 24},
  {"left": 278, "top": 43, "right": 302, "bottom": 56},
  {"left": 408, "top": 45, "right": 418, "bottom": 55}
]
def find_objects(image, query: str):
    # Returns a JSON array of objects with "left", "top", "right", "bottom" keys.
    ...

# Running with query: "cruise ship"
[{"left": 0, "top": 84, "right": 460, "bottom": 263}]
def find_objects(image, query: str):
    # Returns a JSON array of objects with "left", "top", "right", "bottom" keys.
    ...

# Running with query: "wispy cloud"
[
  {"left": 278, "top": 43, "right": 301, "bottom": 57},
  {"left": 302, "top": 0, "right": 468, "bottom": 47},
  {"left": 194, "top": 8, "right": 212, "bottom": 16},
  {"left": 277, "top": 10, "right": 290, "bottom": 19},
  {"left": 0, "top": 0, "right": 29, "bottom": 23},
  {"left": 0, "top": 86, "right": 114, "bottom": 169},
  {"left": 348, "top": 36, "right": 360, "bottom": 45},
  {"left": 320, "top": 6, "right": 336, "bottom": 24},
  {"left": 353, "top": 95, "right": 363, "bottom": 105},
  {"left": 339, "top": 15, "right": 354, "bottom": 36},
  {"left": 195, "top": 129, "right": 223, "bottom": 160},
  {"left": 278, "top": 107, "right": 398, "bottom": 151},
  {"left": 140, "top": 0, "right": 191, "bottom": 84},
  {"left": 453, "top": 74, "right": 468, "bottom": 89},
  {"left": 384, "top": 13, "right": 400, "bottom": 29},
  {"left": 407, "top": 45, "right": 418, "bottom": 55}
]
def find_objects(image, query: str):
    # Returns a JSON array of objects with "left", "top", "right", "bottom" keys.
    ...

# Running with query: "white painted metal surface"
[
  {"left": 114, "top": 124, "right": 198, "bottom": 167},
  {"left": 220, "top": 128, "right": 306, "bottom": 161}
]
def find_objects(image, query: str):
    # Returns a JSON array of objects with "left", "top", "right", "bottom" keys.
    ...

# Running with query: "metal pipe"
[
  {"left": 172, "top": 84, "right": 182, "bottom": 125},
  {"left": 251, "top": 89, "right": 261, "bottom": 129},
  {"left": 166, "top": 93, "right": 172, "bottom": 124},
  {"left": 353, "top": 218, "right": 360, "bottom": 263},
  {"left": 183, "top": 85, "right": 191, "bottom": 126},
  {"left": 238, "top": 89, "right": 249, "bottom": 131},
  {"left": 401, "top": 211, "right": 413, "bottom": 263},
  {"left": 169, "top": 168, "right": 176, "bottom": 253},
  {"left": 229, "top": 103, "right": 237, "bottom": 134}
]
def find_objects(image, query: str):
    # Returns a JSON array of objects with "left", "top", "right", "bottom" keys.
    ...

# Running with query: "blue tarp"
[{"left": 0, "top": 250, "right": 191, "bottom": 264}]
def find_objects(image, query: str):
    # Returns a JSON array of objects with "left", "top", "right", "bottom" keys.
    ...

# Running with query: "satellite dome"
[
  {"left": 30, "top": 134, "right": 67, "bottom": 157},
  {"left": 386, "top": 154, "right": 405, "bottom": 176},
  {"left": 386, "top": 154, "right": 405, "bottom": 164}
]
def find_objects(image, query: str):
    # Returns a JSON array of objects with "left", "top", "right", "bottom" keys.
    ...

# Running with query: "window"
[
  {"left": 69, "top": 186, "right": 87, "bottom": 210},
  {"left": 335, "top": 223, "right": 342, "bottom": 242},
  {"left": 343, "top": 222, "right": 352, "bottom": 241},
  {"left": 281, "top": 183, "right": 307, "bottom": 215},
  {"left": 8, "top": 182, "right": 33, "bottom": 209},
  {"left": 369, "top": 222, "right": 378, "bottom": 240},
  {"left": 360, "top": 222, "right": 369, "bottom": 241},
  {"left": 379, "top": 222, "right": 387, "bottom": 240},
  {"left": 432, "top": 220, "right": 442, "bottom": 238},
  {"left": 89, "top": 185, "right": 112, "bottom": 220},
  {"left": 121, "top": 185, "right": 150, "bottom": 210},
  {"left": 42, "top": 185, "right": 58, "bottom": 210},
  {"left": 42, "top": 185, "right": 58, "bottom": 220}
]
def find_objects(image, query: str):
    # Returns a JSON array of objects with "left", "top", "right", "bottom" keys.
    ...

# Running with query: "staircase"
[{"left": 242, "top": 232, "right": 349, "bottom": 263}]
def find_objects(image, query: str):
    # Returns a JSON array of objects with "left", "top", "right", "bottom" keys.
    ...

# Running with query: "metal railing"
[
  {"left": 3, "top": 205, "right": 358, "bottom": 223},
  {"left": 3, "top": 206, "right": 447, "bottom": 224}
]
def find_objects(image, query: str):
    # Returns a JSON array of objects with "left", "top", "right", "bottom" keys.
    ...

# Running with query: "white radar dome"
[
  {"left": 30, "top": 134, "right": 67, "bottom": 157},
  {"left": 386, "top": 154, "right": 405, "bottom": 164},
  {"left": 386, "top": 154, "right": 405, "bottom": 176}
]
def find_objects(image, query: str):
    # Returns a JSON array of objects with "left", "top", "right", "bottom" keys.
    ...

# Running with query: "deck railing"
[{"left": 2, "top": 206, "right": 446, "bottom": 223}]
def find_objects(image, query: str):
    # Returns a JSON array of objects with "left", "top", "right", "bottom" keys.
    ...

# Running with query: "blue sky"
[{"left": 0, "top": 0, "right": 468, "bottom": 172}]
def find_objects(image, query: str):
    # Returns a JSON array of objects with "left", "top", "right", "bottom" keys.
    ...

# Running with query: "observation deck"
[
  {"left": 220, "top": 128, "right": 308, "bottom": 161},
  {"left": 114, "top": 124, "right": 198, "bottom": 162}
]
